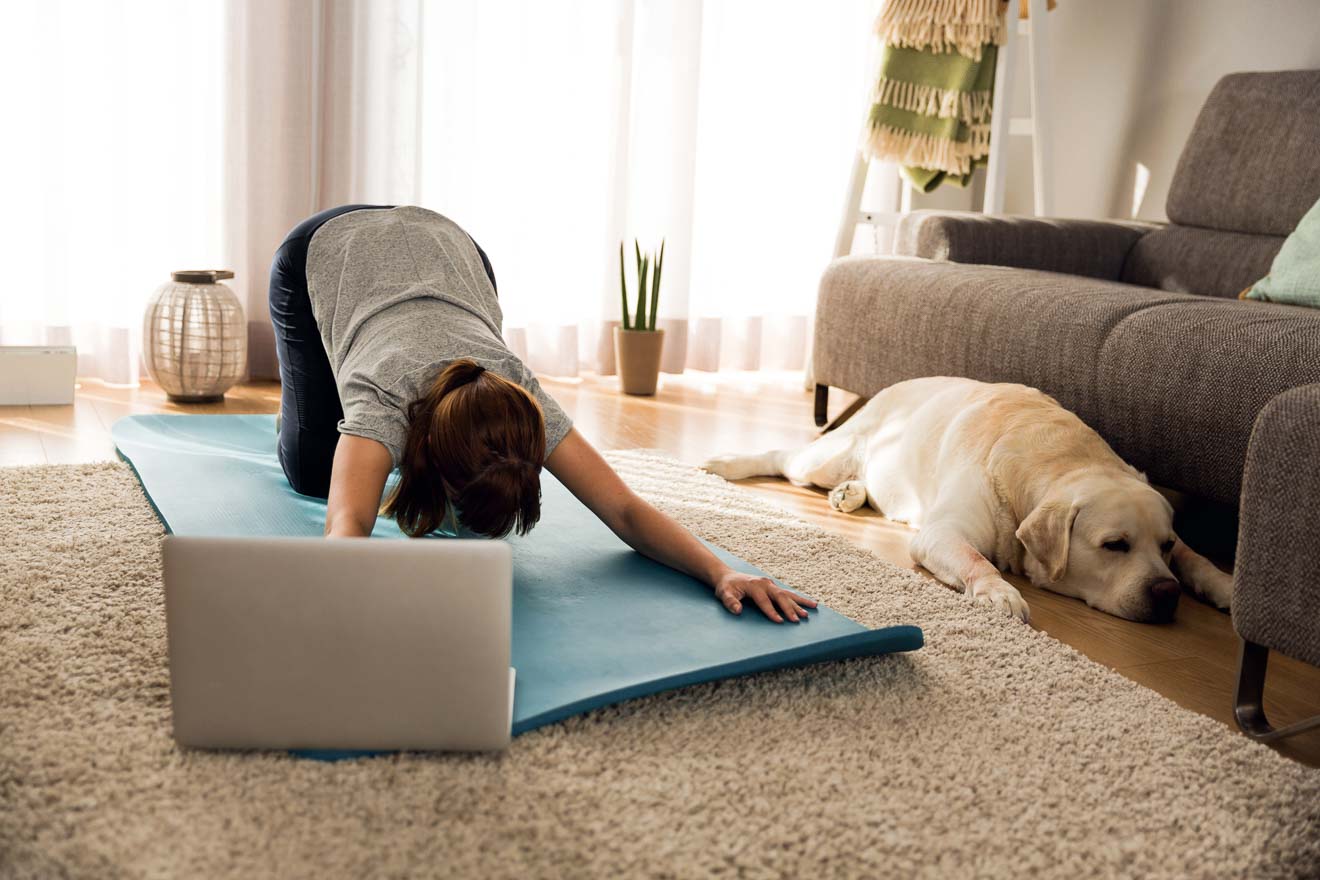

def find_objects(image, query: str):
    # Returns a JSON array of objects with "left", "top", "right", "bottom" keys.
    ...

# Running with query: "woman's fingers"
[
  {"left": 750, "top": 590, "right": 782, "bottom": 623},
  {"left": 774, "top": 590, "right": 806, "bottom": 622},
  {"left": 787, "top": 590, "right": 818, "bottom": 609},
  {"left": 750, "top": 583, "right": 808, "bottom": 623},
  {"left": 775, "top": 590, "right": 799, "bottom": 622},
  {"left": 716, "top": 575, "right": 817, "bottom": 622}
]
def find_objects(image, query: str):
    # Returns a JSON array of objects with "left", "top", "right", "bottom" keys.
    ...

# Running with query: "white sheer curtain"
[
  {"left": 412, "top": 0, "right": 883, "bottom": 376},
  {"left": 1, "top": 0, "right": 882, "bottom": 383},
  {"left": 0, "top": 1, "right": 227, "bottom": 384}
]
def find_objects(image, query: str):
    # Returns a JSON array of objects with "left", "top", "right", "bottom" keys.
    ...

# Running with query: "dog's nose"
[{"left": 1147, "top": 577, "right": 1181, "bottom": 622}]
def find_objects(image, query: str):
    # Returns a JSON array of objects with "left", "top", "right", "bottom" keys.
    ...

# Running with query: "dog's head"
[{"left": 1016, "top": 471, "right": 1179, "bottom": 622}]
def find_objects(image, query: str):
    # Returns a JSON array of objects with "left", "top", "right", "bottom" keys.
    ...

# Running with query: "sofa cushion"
[
  {"left": 1166, "top": 70, "right": 1320, "bottom": 237},
  {"left": 814, "top": 257, "right": 1190, "bottom": 429},
  {"left": 1120, "top": 225, "right": 1283, "bottom": 299},
  {"left": 1095, "top": 298, "right": 1320, "bottom": 505}
]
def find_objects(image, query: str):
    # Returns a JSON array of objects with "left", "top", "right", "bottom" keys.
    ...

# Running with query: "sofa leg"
[
  {"left": 823, "top": 396, "right": 867, "bottom": 433},
  {"left": 814, "top": 384, "right": 829, "bottom": 427},
  {"left": 1234, "top": 639, "right": 1320, "bottom": 741}
]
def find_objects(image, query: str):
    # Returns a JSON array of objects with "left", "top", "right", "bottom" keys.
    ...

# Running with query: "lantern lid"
[{"left": 171, "top": 269, "right": 235, "bottom": 284}]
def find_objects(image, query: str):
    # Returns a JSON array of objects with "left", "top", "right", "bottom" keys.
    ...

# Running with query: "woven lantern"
[{"left": 142, "top": 270, "right": 247, "bottom": 402}]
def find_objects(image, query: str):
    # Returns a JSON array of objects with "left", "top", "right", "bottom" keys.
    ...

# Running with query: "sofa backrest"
[
  {"left": 1167, "top": 70, "right": 1320, "bottom": 236},
  {"left": 1120, "top": 226, "right": 1283, "bottom": 299},
  {"left": 1121, "top": 70, "right": 1320, "bottom": 298}
]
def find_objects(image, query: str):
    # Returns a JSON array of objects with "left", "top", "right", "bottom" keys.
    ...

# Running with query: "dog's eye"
[
  {"left": 1102, "top": 539, "right": 1130, "bottom": 553},
  {"left": 1160, "top": 540, "right": 1175, "bottom": 554}
]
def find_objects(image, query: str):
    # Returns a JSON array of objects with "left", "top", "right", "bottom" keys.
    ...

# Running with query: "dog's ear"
[{"left": 1016, "top": 500, "right": 1079, "bottom": 583}]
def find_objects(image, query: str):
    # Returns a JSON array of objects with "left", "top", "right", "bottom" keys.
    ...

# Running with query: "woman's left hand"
[
  {"left": 714, "top": 571, "right": 817, "bottom": 623},
  {"left": 544, "top": 432, "right": 820, "bottom": 625}
]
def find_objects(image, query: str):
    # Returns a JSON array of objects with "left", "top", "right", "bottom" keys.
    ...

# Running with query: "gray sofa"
[{"left": 811, "top": 70, "right": 1320, "bottom": 740}]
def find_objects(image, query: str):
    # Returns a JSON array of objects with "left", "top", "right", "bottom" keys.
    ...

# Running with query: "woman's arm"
[
  {"left": 545, "top": 429, "right": 816, "bottom": 623},
  {"left": 325, "top": 434, "right": 394, "bottom": 537}
]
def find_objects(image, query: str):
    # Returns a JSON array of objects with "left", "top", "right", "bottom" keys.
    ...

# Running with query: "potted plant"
[{"left": 614, "top": 239, "right": 665, "bottom": 395}]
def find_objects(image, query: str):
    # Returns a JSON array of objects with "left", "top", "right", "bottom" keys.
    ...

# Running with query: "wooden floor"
[{"left": 4, "top": 371, "right": 1319, "bottom": 766}]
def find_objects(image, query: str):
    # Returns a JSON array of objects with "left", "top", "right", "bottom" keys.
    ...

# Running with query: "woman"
[{"left": 268, "top": 205, "right": 814, "bottom": 623}]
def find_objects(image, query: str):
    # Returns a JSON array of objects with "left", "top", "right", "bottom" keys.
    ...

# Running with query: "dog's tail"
[{"left": 700, "top": 450, "right": 791, "bottom": 482}]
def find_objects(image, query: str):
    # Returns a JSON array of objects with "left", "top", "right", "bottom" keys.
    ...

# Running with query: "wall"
[{"left": 1000, "top": 0, "right": 1320, "bottom": 221}]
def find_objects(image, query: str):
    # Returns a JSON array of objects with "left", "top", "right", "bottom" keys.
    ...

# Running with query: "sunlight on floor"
[{"left": 0, "top": 417, "right": 77, "bottom": 439}]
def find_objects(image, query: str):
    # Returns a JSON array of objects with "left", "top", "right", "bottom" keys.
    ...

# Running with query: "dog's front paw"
[
  {"left": 1190, "top": 579, "right": 1232, "bottom": 611},
  {"left": 970, "top": 577, "right": 1031, "bottom": 623},
  {"left": 828, "top": 480, "right": 867, "bottom": 513},
  {"left": 1172, "top": 541, "right": 1232, "bottom": 611}
]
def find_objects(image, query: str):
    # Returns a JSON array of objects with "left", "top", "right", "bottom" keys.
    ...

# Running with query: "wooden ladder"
[
  {"left": 832, "top": 0, "right": 1054, "bottom": 261},
  {"left": 811, "top": 0, "right": 1053, "bottom": 423}
]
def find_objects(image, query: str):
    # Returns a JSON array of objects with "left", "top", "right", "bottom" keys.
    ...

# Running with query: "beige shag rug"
[{"left": 2, "top": 455, "right": 1318, "bottom": 879}]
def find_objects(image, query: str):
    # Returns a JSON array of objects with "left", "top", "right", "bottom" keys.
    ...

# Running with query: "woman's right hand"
[{"left": 325, "top": 434, "right": 393, "bottom": 538}]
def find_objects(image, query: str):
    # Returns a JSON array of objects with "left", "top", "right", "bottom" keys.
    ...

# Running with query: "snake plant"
[{"left": 619, "top": 238, "right": 665, "bottom": 331}]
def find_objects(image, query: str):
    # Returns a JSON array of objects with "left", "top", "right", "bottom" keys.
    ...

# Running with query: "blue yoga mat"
[{"left": 114, "top": 415, "right": 922, "bottom": 737}]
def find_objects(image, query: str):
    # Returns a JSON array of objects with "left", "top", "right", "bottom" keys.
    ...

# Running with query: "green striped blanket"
[{"left": 867, "top": 0, "right": 1005, "bottom": 192}]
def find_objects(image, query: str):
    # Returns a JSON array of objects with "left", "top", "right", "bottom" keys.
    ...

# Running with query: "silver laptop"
[{"left": 162, "top": 536, "right": 514, "bottom": 752}]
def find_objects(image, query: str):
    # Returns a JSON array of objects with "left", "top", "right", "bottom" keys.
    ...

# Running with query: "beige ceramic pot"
[{"left": 613, "top": 327, "right": 665, "bottom": 396}]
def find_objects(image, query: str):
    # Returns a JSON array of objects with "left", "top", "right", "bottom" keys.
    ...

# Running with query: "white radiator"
[{"left": 0, "top": 346, "right": 78, "bottom": 405}]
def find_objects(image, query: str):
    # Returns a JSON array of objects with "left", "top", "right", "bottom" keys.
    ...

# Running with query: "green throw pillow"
[{"left": 1246, "top": 194, "right": 1320, "bottom": 306}]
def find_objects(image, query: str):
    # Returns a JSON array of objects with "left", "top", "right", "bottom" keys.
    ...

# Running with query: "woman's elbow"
[{"left": 610, "top": 493, "right": 651, "bottom": 539}]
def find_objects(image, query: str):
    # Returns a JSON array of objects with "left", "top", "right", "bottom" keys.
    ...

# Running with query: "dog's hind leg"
[
  {"left": 701, "top": 448, "right": 795, "bottom": 481},
  {"left": 703, "top": 431, "right": 861, "bottom": 489},
  {"left": 779, "top": 431, "right": 862, "bottom": 488}
]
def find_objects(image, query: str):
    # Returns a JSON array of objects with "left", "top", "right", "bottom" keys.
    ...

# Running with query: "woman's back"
[{"left": 304, "top": 206, "right": 571, "bottom": 467}]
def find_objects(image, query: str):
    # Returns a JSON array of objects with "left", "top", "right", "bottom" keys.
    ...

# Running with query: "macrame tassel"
[
  {"left": 968, "top": 123, "right": 991, "bottom": 157},
  {"left": 863, "top": 123, "right": 994, "bottom": 176},
  {"left": 876, "top": 0, "right": 1008, "bottom": 59},
  {"left": 865, "top": 126, "right": 969, "bottom": 176},
  {"left": 874, "top": 79, "right": 994, "bottom": 124}
]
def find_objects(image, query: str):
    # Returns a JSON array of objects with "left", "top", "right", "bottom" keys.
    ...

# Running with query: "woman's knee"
[{"left": 278, "top": 427, "right": 337, "bottom": 499}]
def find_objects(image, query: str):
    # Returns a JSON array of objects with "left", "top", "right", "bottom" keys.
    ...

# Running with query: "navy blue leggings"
[{"left": 268, "top": 205, "right": 497, "bottom": 497}]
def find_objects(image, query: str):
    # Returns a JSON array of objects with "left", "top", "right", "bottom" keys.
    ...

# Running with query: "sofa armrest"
[
  {"left": 894, "top": 211, "right": 1158, "bottom": 281},
  {"left": 1233, "top": 384, "right": 1320, "bottom": 668}
]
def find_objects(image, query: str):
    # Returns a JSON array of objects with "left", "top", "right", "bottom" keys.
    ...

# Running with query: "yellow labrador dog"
[{"left": 703, "top": 377, "right": 1233, "bottom": 623}]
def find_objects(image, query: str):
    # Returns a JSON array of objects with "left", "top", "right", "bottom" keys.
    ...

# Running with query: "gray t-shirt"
[{"left": 305, "top": 206, "right": 572, "bottom": 466}]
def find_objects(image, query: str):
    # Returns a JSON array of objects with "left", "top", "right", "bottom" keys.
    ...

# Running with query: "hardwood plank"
[
  {"left": 25, "top": 397, "right": 119, "bottom": 464},
  {"left": 0, "top": 405, "right": 47, "bottom": 466},
  {"left": 1119, "top": 657, "right": 1320, "bottom": 766}
]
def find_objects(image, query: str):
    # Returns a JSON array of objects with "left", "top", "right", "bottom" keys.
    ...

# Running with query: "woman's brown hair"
[{"left": 381, "top": 359, "right": 546, "bottom": 538}]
